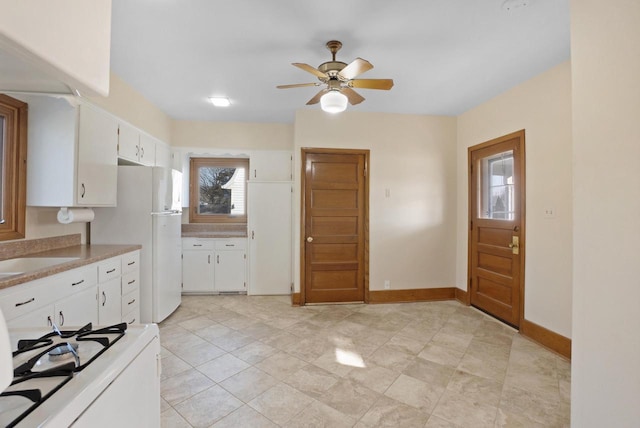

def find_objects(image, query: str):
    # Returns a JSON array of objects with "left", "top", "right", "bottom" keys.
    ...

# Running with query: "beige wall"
[
  {"left": 88, "top": 72, "right": 172, "bottom": 142},
  {"left": 171, "top": 120, "right": 293, "bottom": 150},
  {"left": 293, "top": 110, "right": 458, "bottom": 293},
  {"left": 570, "top": 1, "right": 640, "bottom": 426},
  {"left": 24, "top": 207, "right": 86, "bottom": 243},
  {"left": 456, "top": 61, "right": 573, "bottom": 337},
  {"left": 0, "top": 0, "right": 112, "bottom": 96}
]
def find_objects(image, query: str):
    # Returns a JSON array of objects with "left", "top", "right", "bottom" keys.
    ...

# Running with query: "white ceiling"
[{"left": 110, "top": 0, "right": 570, "bottom": 124}]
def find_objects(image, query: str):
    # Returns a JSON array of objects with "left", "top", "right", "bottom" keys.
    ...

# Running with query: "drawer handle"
[
  {"left": 128, "top": 298, "right": 136, "bottom": 305},
  {"left": 225, "top": 244, "right": 235, "bottom": 247},
  {"left": 127, "top": 261, "right": 136, "bottom": 266},
  {"left": 71, "top": 279, "right": 84, "bottom": 286},
  {"left": 192, "top": 244, "right": 203, "bottom": 247},
  {"left": 127, "top": 279, "right": 136, "bottom": 285},
  {"left": 128, "top": 318, "right": 136, "bottom": 325},
  {"left": 15, "top": 297, "right": 35, "bottom": 307},
  {"left": 106, "top": 268, "right": 116, "bottom": 274}
]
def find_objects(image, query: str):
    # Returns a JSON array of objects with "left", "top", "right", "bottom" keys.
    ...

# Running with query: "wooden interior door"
[
  {"left": 468, "top": 131, "right": 525, "bottom": 327},
  {"left": 302, "top": 149, "right": 368, "bottom": 303}
]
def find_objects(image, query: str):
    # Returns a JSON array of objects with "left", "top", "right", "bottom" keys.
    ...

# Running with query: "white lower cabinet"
[
  {"left": 0, "top": 250, "right": 141, "bottom": 328},
  {"left": 57, "top": 287, "right": 98, "bottom": 327},
  {"left": 182, "top": 238, "right": 246, "bottom": 293},
  {"left": 182, "top": 249, "right": 214, "bottom": 293},
  {"left": 7, "top": 286, "right": 98, "bottom": 328},
  {"left": 98, "top": 277, "right": 122, "bottom": 326},
  {"left": 215, "top": 250, "right": 246, "bottom": 292}
]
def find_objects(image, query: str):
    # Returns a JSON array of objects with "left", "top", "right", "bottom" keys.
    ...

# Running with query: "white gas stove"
[{"left": 0, "top": 322, "right": 161, "bottom": 427}]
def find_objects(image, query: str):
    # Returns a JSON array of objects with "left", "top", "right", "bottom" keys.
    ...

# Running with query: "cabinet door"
[
  {"left": 182, "top": 250, "right": 214, "bottom": 293},
  {"left": 56, "top": 287, "right": 98, "bottom": 328},
  {"left": 98, "top": 278, "right": 122, "bottom": 326},
  {"left": 155, "top": 142, "right": 171, "bottom": 168},
  {"left": 139, "top": 133, "right": 157, "bottom": 166},
  {"left": 215, "top": 251, "right": 246, "bottom": 292},
  {"left": 77, "top": 103, "right": 118, "bottom": 206},
  {"left": 7, "top": 305, "right": 54, "bottom": 328},
  {"left": 248, "top": 182, "right": 292, "bottom": 295},
  {"left": 250, "top": 151, "right": 292, "bottom": 182},
  {"left": 117, "top": 122, "right": 140, "bottom": 163}
]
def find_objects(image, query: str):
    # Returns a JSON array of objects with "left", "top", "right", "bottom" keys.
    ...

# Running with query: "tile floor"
[{"left": 159, "top": 295, "right": 570, "bottom": 427}]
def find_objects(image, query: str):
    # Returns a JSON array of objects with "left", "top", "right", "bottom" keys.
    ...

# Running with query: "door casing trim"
[
  {"left": 300, "top": 147, "right": 370, "bottom": 305},
  {"left": 466, "top": 129, "right": 526, "bottom": 328}
]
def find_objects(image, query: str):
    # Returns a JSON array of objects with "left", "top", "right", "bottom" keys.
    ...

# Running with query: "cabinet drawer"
[
  {"left": 122, "top": 251, "right": 140, "bottom": 274},
  {"left": 0, "top": 277, "right": 59, "bottom": 321},
  {"left": 215, "top": 239, "right": 246, "bottom": 250},
  {"left": 183, "top": 238, "right": 215, "bottom": 250},
  {"left": 59, "top": 265, "right": 98, "bottom": 295},
  {"left": 122, "top": 308, "right": 139, "bottom": 326},
  {"left": 98, "top": 257, "right": 121, "bottom": 282},
  {"left": 121, "top": 271, "right": 139, "bottom": 296},
  {"left": 121, "top": 289, "right": 140, "bottom": 315}
]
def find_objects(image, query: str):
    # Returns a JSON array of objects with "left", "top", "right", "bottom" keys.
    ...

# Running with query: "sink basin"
[{"left": 0, "top": 257, "right": 80, "bottom": 274}]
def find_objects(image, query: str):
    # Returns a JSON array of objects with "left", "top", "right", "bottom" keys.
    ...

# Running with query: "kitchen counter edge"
[{"left": 0, "top": 244, "right": 142, "bottom": 291}]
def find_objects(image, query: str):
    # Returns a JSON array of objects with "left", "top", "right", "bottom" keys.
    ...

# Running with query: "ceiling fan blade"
[
  {"left": 276, "top": 83, "right": 320, "bottom": 89},
  {"left": 342, "top": 87, "right": 365, "bottom": 105},
  {"left": 306, "top": 89, "right": 329, "bottom": 105},
  {"left": 349, "top": 79, "right": 394, "bottom": 90},
  {"left": 292, "top": 63, "right": 328, "bottom": 79},
  {"left": 338, "top": 58, "right": 373, "bottom": 80}
]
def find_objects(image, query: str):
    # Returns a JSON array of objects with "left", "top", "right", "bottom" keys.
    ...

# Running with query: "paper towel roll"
[{"left": 57, "top": 207, "right": 95, "bottom": 224}]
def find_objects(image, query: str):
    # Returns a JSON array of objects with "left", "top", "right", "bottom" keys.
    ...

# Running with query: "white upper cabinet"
[
  {"left": 76, "top": 103, "right": 119, "bottom": 206},
  {"left": 118, "top": 124, "right": 160, "bottom": 167},
  {"left": 155, "top": 142, "right": 172, "bottom": 169},
  {"left": 117, "top": 122, "right": 140, "bottom": 164},
  {"left": 138, "top": 133, "right": 158, "bottom": 167},
  {"left": 20, "top": 94, "right": 118, "bottom": 207},
  {"left": 0, "top": 1, "right": 112, "bottom": 96},
  {"left": 250, "top": 151, "right": 292, "bottom": 182}
]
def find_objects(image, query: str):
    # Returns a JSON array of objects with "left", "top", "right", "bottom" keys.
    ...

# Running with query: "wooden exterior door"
[
  {"left": 468, "top": 130, "right": 525, "bottom": 327},
  {"left": 302, "top": 149, "right": 368, "bottom": 304}
]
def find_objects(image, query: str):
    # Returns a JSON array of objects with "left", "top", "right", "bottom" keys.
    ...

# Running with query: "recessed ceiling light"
[
  {"left": 502, "top": 0, "right": 530, "bottom": 11},
  {"left": 209, "top": 97, "right": 231, "bottom": 107}
]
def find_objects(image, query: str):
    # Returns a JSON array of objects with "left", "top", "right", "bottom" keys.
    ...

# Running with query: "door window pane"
[{"left": 478, "top": 150, "right": 515, "bottom": 220}]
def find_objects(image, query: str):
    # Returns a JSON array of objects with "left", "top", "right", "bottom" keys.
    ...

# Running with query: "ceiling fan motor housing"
[{"left": 318, "top": 61, "right": 347, "bottom": 80}]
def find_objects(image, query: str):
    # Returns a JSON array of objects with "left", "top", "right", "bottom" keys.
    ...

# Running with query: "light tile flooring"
[{"left": 159, "top": 296, "right": 570, "bottom": 427}]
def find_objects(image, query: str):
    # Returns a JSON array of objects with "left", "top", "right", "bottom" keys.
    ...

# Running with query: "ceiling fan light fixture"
[
  {"left": 209, "top": 96, "right": 231, "bottom": 107},
  {"left": 320, "top": 90, "right": 347, "bottom": 114}
]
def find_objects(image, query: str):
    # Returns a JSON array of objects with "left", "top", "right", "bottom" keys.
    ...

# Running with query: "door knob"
[{"left": 306, "top": 237, "right": 313, "bottom": 243}]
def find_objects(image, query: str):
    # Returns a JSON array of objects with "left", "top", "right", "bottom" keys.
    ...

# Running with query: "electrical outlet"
[{"left": 384, "top": 280, "right": 390, "bottom": 289}]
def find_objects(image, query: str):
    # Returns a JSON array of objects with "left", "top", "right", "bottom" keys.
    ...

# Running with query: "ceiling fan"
[{"left": 277, "top": 40, "right": 394, "bottom": 113}]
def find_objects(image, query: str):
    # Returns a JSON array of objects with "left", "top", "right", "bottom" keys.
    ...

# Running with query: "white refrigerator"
[{"left": 91, "top": 166, "right": 182, "bottom": 323}]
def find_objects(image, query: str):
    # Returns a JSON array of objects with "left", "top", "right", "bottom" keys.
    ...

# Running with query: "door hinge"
[
  {"left": 244, "top": 254, "right": 246, "bottom": 259},
  {"left": 470, "top": 163, "right": 473, "bottom": 174},
  {"left": 244, "top": 282, "right": 246, "bottom": 288},
  {"left": 364, "top": 163, "right": 367, "bottom": 177},
  {"left": 470, "top": 221, "right": 473, "bottom": 231}
]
